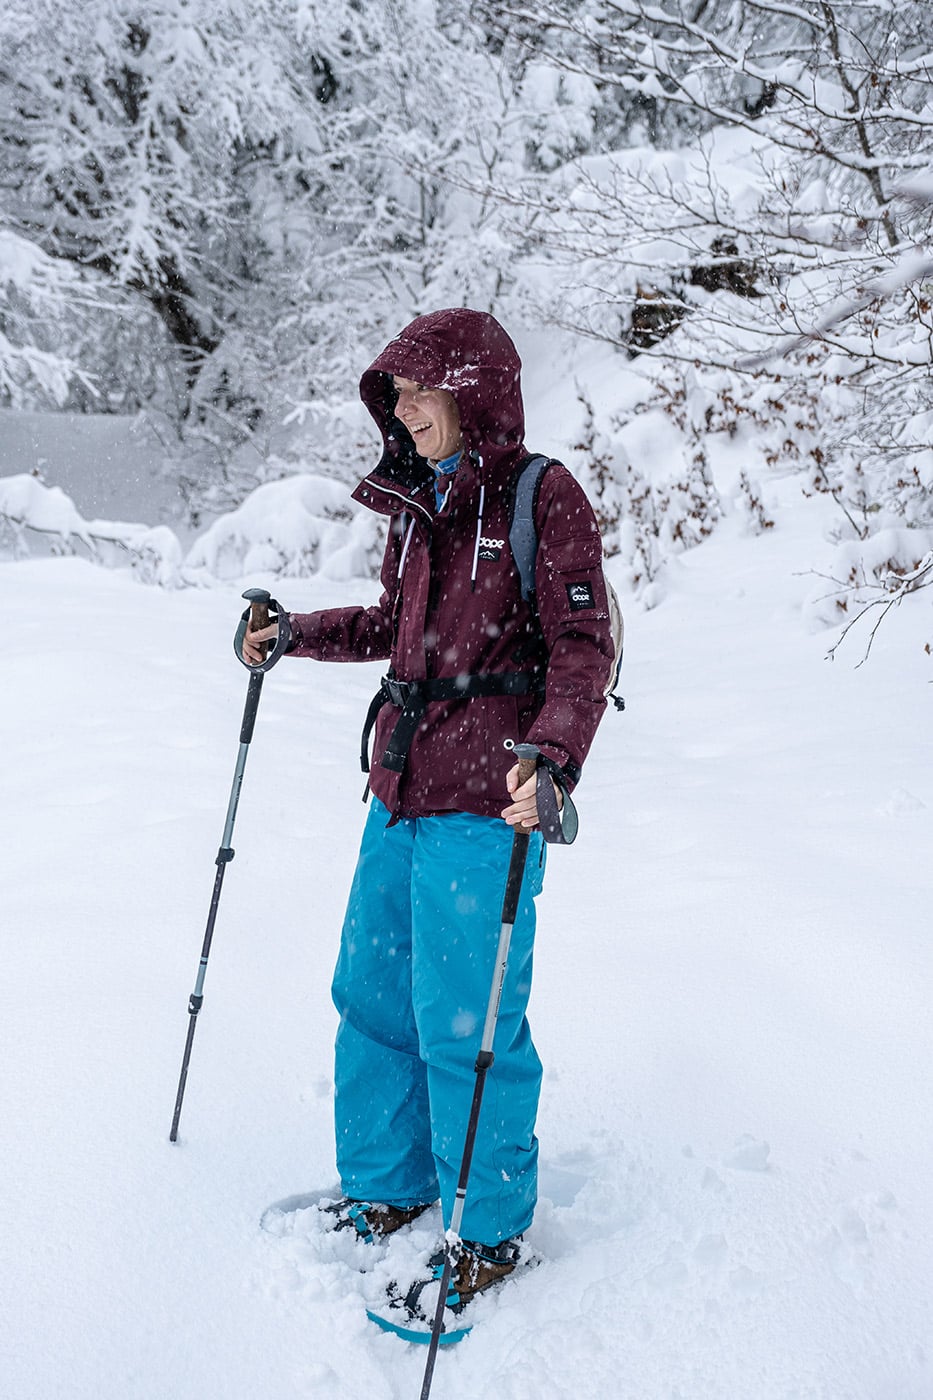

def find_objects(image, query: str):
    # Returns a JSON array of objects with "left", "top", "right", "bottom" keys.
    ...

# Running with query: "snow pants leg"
[{"left": 331, "top": 797, "right": 545, "bottom": 1245}]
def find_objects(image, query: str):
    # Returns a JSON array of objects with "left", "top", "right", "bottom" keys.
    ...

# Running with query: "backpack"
[{"left": 508, "top": 454, "right": 625, "bottom": 712}]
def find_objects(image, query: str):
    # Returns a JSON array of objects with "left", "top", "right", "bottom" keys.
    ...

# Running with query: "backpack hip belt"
[{"left": 360, "top": 671, "right": 542, "bottom": 776}]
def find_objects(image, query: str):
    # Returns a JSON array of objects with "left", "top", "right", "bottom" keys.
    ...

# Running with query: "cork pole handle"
[
  {"left": 250, "top": 598, "right": 271, "bottom": 659},
  {"left": 508, "top": 742, "right": 540, "bottom": 835},
  {"left": 241, "top": 587, "right": 273, "bottom": 664},
  {"left": 516, "top": 754, "right": 537, "bottom": 786}
]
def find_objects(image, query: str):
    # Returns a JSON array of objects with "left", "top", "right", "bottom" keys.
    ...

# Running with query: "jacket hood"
[{"left": 359, "top": 309, "right": 525, "bottom": 477}]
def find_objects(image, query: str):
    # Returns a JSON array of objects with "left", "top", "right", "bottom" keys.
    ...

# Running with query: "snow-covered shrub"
[
  {"left": 184, "top": 474, "right": 383, "bottom": 583},
  {"left": 0, "top": 474, "right": 92, "bottom": 556},
  {"left": 0, "top": 474, "right": 183, "bottom": 584},
  {"left": 0, "top": 466, "right": 391, "bottom": 588},
  {"left": 570, "top": 389, "right": 625, "bottom": 556},
  {"left": 574, "top": 367, "right": 726, "bottom": 601},
  {"left": 805, "top": 529, "right": 933, "bottom": 661},
  {"left": 736, "top": 471, "right": 775, "bottom": 536}
]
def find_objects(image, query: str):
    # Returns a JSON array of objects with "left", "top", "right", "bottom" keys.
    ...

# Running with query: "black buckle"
[{"left": 383, "top": 676, "right": 414, "bottom": 707}]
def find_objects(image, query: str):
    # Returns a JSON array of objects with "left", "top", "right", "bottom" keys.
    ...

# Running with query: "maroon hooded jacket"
[{"left": 287, "top": 309, "right": 613, "bottom": 821}]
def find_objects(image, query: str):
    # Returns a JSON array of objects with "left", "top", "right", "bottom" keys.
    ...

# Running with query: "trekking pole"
[
  {"left": 169, "top": 587, "right": 290, "bottom": 1143},
  {"left": 419, "top": 742, "right": 540, "bottom": 1400}
]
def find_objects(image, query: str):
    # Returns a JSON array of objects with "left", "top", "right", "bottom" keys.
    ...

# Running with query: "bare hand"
[
  {"left": 241, "top": 622, "right": 278, "bottom": 666},
  {"left": 501, "top": 762, "right": 562, "bottom": 830}
]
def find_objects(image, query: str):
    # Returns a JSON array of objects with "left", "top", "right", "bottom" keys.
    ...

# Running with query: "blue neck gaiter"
[{"left": 433, "top": 450, "right": 462, "bottom": 511}]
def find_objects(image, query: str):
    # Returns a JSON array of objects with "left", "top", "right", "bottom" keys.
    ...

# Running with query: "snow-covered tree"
[
  {"left": 1, "top": 2, "right": 544, "bottom": 509},
  {"left": 0, "top": 227, "right": 87, "bottom": 406},
  {"left": 3, "top": 0, "right": 931, "bottom": 633},
  {"left": 476, "top": 0, "right": 933, "bottom": 599},
  {"left": 0, "top": 2, "right": 356, "bottom": 421}
]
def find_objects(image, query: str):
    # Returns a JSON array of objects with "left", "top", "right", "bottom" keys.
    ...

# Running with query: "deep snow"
[{"left": 2, "top": 477, "right": 932, "bottom": 1399}]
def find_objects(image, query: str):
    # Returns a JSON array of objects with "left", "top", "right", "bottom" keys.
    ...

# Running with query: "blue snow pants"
[{"left": 331, "top": 797, "right": 545, "bottom": 1246}]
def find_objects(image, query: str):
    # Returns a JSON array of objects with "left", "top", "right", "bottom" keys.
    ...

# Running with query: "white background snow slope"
[{"left": 2, "top": 483, "right": 932, "bottom": 1399}]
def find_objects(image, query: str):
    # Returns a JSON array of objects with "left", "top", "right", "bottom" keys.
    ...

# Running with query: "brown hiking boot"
[
  {"left": 449, "top": 1237, "right": 522, "bottom": 1307},
  {"left": 323, "top": 1197, "right": 434, "bottom": 1243}
]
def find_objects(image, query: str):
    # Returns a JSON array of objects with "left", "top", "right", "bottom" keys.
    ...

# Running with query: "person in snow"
[{"left": 244, "top": 308, "right": 613, "bottom": 1309}]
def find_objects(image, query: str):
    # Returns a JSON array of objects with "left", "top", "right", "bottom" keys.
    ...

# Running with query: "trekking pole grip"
[
  {"left": 244, "top": 587, "right": 271, "bottom": 659},
  {"left": 235, "top": 586, "right": 291, "bottom": 677},
  {"left": 506, "top": 740, "right": 540, "bottom": 835},
  {"left": 516, "top": 754, "right": 537, "bottom": 785}
]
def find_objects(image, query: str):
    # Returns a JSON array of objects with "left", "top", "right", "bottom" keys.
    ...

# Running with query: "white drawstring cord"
[
  {"left": 469, "top": 481, "right": 486, "bottom": 592},
  {"left": 398, "top": 516, "right": 415, "bottom": 581}
]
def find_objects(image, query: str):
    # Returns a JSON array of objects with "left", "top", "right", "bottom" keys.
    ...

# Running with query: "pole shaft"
[
  {"left": 420, "top": 802, "right": 534, "bottom": 1397},
  {"left": 478, "top": 830, "right": 528, "bottom": 1053},
  {"left": 169, "top": 857, "right": 228, "bottom": 1141},
  {"left": 168, "top": 671, "right": 264, "bottom": 1142},
  {"left": 170, "top": 996, "right": 200, "bottom": 1142}
]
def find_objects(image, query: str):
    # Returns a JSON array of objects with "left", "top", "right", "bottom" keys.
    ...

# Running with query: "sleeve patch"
[{"left": 566, "top": 580, "right": 596, "bottom": 611}]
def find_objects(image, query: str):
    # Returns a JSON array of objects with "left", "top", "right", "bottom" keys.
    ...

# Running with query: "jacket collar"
[
  {"left": 351, "top": 443, "right": 528, "bottom": 525},
  {"left": 351, "top": 443, "right": 435, "bottom": 524}
]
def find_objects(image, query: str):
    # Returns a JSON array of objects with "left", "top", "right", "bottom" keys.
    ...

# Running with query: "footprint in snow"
[{"left": 723, "top": 1135, "right": 771, "bottom": 1172}]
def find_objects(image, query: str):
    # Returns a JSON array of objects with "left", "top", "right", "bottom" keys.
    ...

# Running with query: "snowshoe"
[{"left": 367, "top": 1236, "right": 529, "bottom": 1344}]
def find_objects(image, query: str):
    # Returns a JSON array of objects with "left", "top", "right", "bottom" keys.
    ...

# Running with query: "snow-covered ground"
[{"left": 3, "top": 480, "right": 931, "bottom": 1399}]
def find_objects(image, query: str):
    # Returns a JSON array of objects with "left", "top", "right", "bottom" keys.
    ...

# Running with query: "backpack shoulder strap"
[{"left": 508, "top": 453, "right": 552, "bottom": 603}]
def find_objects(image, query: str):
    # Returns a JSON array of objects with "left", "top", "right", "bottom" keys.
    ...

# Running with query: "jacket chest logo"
[{"left": 478, "top": 536, "right": 505, "bottom": 562}]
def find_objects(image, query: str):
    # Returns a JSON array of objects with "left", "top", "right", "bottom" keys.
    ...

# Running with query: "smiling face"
[{"left": 393, "top": 376, "right": 463, "bottom": 463}]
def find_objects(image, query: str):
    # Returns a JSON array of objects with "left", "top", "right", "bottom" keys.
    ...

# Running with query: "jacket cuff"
[
  {"left": 285, "top": 613, "right": 304, "bottom": 653},
  {"left": 532, "top": 743, "right": 582, "bottom": 792}
]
